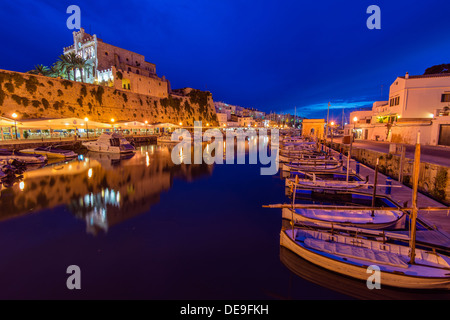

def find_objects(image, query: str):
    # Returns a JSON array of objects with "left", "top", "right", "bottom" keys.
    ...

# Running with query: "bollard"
[
  {"left": 385, "top": 177, "right": 392, "bottom": 195},
  {"left": 356, "top": 162, "right": 360, "bottom": 174}
]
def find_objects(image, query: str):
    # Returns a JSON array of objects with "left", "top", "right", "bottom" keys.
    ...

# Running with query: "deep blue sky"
[{"left": 1, "top": 0, "right": 449, "bottom": 120}]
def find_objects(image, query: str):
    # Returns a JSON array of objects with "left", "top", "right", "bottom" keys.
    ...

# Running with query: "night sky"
[{"left": 1, "top": 0, "right": 449, "bottom": 120}]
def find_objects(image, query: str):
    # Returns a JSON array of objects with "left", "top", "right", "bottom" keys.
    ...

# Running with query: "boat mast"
[{"left": 409, "top": 132, "right": 420, "bottom": 264}]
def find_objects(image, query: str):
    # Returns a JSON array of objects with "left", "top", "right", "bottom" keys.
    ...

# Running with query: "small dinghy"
[
  {"left": 20, "top": 146, "right": 77, "bottom": 159},
  {"left": 0, "top": 149, "right": 47, "bottom": 164}
]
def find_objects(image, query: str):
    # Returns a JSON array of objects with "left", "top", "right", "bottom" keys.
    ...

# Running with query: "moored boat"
[
  {"left": 82, "top": 132, "right": 135, "bottom": 154},
  {"left": 0, "top": 149, "right": 47, "bottom": 164},
  {"left": 280, "top": 227, "right": 450, "bottom": 290},
  {"left": 20, "top": 146, "right": 77, "bottom": 159}
]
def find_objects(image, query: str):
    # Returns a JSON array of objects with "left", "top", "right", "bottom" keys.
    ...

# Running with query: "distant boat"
[
  {"left": 0, "top": 149, "right": 47, "bottom": 164},
  {"left": 82, "top": 132, "right": 135, "bottom": 154},
  {"left": 280, "top": 227, "right": 450, "bottom": 290},
  {"left": 20, "top": 146, "right": 77, "bottom": 159},
  {"left": 282, "top": 160, "right": 342, "bottom": 172},
  {"left": 285, "top": 177, "right": 368, "bottom": 191}
]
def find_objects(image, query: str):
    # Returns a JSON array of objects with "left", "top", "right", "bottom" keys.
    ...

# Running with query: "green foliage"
[
  {"left": 0, "top": 88, "right": 5, "bottom": 106},
  {"left": 0, "top": 72, "right": 10, "bottom": 84},
  {"left": 188, "top": 89, "right": 209, "bottom": 108},
  {"left": 25, "top": 76, "right": 40, "bottom": 94},
  {"left": 11, "top": 94, "right": 22, "bottom": 105},
  {"left": 424, "top": 64, "right": 450, "bottom": 75},
  {"left": 91, "top": 86, "right": 104, "bottom": 105},
  {"left": 61, "top": 80, "right": 73, "bottom": 89},
  {"left": 53, "top": 101, "right": 62, "bottom": 110},
  {"left": 32, "top": 100, "right": 41, "bottom": 108},
  {"left": 12, "top": 73, "right": 25, "bottom": 88},
  {"left": 21, "top": 97, "right": 29, "bottom": 107},
  {"left": 80, "top": 85, "right": 87, "bottom": 97},
  {"left": 4, "top": 82, "right": 14, "bottom": 93},
  {"left": 41, "top": 98, "right": 49, "bottom": 109},
  {"left": 160, "top": 96, "right": 181, "bottom": 111},
  {"left": 431, "top": 168, "right": 448, "bottom": 201}
]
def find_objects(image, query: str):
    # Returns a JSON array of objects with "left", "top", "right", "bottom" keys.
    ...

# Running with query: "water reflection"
[
  {"left": 0, "top": 144, "right": 214, "bottom": 234},
  {"left": 280, "top": 246, "right": 450, "bottom": 300}
]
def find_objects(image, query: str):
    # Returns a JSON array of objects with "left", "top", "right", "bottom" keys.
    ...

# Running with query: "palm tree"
[
  {"left": 56, "top": 54, "right": 73, "bottom": 80},
  {"left": 49, "top": 61, "right": 66, "bottom": 78},
  {"left": 74, "top": 56, "right": 92, "bottom": 83},
  {"left": 28, "top": 64, "right": 50, "bottom": 76}
]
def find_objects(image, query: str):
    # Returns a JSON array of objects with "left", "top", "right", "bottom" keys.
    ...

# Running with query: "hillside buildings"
[
  {"left": 345, "top": 72, "right": 450, "bottom": 146},
  {"left": 63, "top": 28, "right": 170, "bottom": 98}
]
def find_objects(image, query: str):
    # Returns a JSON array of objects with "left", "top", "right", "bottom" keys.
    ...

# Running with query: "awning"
[
  {"left": 113, "top": 121, "right": 152, "bottom": 129},
  {"left": 16, "top": 118, "right": 113, "bottom": 130}
]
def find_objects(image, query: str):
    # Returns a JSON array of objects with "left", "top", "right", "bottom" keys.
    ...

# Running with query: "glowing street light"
[
  {"left": 84, "top": 117, "right": 89, "bottom": 139},
  {"left": 12, "top": 113, "right": 18, "bottom": 140}
]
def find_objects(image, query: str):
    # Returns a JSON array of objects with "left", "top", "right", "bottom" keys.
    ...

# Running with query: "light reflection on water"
[
  {"left": 0, "top": 141, "right": 448, "bottom": 300},
  {"left": 0, "top": 144, "right": 214, "bottom": 234}
]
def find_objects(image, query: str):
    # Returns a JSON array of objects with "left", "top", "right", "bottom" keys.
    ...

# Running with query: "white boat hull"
[
  {"left": 280, "top": 229, "right": 450, "bottom": 290},
  {"left": 281, "top": 207, "right": 405, "bottom": 230}
]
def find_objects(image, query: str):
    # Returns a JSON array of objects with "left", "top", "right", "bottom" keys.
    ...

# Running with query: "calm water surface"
[{"left": 0, "top": 144, "right": 448, "bottom": 299}]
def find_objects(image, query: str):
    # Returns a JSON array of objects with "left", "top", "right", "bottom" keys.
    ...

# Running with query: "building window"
[
  {"left": 390, "top": 96, "right": 400, "bottom": 106},
  {"left": 441, "top": 93, "right": 450, "bottom": 102},
  {"left": 128, "top": 67, "right": 131, "bottom": 72},
  {"left": 105, "top": 52, "right": 108, "bottom": 56},
  {"left": 136, "top": 70, "right": 139, "bottom": 75}
]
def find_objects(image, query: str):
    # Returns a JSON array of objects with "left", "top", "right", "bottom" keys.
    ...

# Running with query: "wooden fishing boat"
[
  {"left": 279, "top": 153, "right": 327, "bottom": 163},
  {"left": 280, "top": 205, "right": 406, "bottom": 230},
  {"left": 282, "top": 160, "right": 342, "bottom": 172},
  {"left": 20, "top": 146, "right": 77, "bottom": 159},
  {"left": 0, "top": 149, "right": 47, "bottom": 164},
  {"left": 279, "top": 246, "right": 450, "bottom": 299},
  {"left": 280, "top": 227, "right": 450, "bottom": 290},
  {"left": 285, "top": 177, "right": 369, "bottom": 191}
]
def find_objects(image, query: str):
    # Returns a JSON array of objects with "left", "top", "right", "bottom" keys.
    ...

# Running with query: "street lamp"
[
  {"left": 111, "top": 118, "right": 115, "bottom": 132},
  {"left": 12, "top": 113, "right": 18, "bottom": 140},
  {"left": 84, "top": 117, "right": 89, "bottom": 139}
]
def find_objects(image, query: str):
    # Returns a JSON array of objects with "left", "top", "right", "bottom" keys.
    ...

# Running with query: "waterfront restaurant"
[
  {"left": 112, "top": 120, "right": 153, "bottom": 135},
  {"left": 0, "top": 117, "right": 113, "bottom": 140},
  {"left": 0, "top": 118, "right": 191, "bottom": 141}
]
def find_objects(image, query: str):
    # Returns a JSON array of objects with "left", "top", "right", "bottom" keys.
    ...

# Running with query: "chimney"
[{"left": 405, "top": 72, "right": 409, "bottom": 79}]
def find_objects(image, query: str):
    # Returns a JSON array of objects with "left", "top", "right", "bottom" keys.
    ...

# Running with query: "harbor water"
[{"left": 0, "top": 143, "right": 449, "bottom": 299}]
